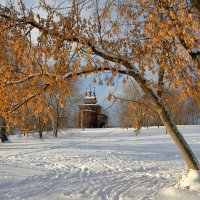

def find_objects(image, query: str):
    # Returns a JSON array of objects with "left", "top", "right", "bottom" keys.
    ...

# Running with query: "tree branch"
[{"left": 8, "top": 84, "right": 49, "bottom": 114}]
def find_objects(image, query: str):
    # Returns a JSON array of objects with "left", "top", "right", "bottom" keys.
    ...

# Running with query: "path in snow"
[{"left": 0, "top": 126, "right": 200, "bottom": 200}]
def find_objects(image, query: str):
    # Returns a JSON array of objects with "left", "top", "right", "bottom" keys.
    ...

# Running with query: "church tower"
[{"left": 79, "top": 86, "right": 108, "bottom": 128}]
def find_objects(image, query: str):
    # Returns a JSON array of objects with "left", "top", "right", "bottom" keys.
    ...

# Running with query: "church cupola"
[{"left": 83, "top": 85, "right": 97, "bottom": 104}]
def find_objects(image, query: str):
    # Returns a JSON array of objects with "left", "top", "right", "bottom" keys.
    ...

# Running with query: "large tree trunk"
[
  {"left": 127, "top": 67, "right": 200, "bottom": 170},
  {"left": 157, "top": 106, "right": 199, "bottom": 169}
]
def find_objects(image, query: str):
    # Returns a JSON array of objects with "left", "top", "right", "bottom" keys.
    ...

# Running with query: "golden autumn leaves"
[{"left": 0, "top": 0, "right": 199, "bottom": 132}]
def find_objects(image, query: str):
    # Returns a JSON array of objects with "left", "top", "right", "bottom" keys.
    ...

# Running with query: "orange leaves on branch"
[
  {"left": 107, "top": 77, "right": 114, "bottom": 86},
  {"left": 107, "top": 92, "right": 112, "bottom": 101},
  {"left": 99, "top": 79, "right": 103, "bottom": 86},
  {"left": 0, "top": 0, "right": 199, "bottom": 132},
  {"left": 86, "top": 48, "right": 93, "bottom": 54},
  {"left": 147, "top": 65, "right": 153, "bottom": 71},
  {"left": 74, "top": 47, "right": 79, "bottom": 53},
  {"left": 112, "top": 22, "right": 120, "bottom": 35},
  {"left": 122, "top": 78, "right": 127, "bottom": 84},
  {"left": 86, "top": 57, "right": 92, "bottom": 70},
  {"left": 103, "top": 60, "right": 108, "bottom": 69}
]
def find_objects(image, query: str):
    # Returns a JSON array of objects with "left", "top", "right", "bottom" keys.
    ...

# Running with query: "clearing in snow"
[{"left": 0, "top": 126, "right": 200, "bottom": 200}]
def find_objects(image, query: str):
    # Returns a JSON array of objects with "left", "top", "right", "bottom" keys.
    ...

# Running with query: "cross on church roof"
[
  {"left": 89, "top": 84, "right": 92, "bottom": 97},
  {"left": 85, "top": 85, "right": 96, "bottom": 97}
]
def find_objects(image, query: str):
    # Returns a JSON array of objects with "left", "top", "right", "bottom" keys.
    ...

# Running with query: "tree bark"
[
  {"left": 39, "top": 130, "right": 43, "bottom": 138},
  {"left": 54, "top": 129, "right": 58, "bottom": 137},
  {"left": 52, "top": 118, "right": 58, "bottom": 137},
  {"left": 38, "top": 117, "right": 44, "bottom": 139},
  {"left": 0, "top": 130, "right": 8, "bottom": 143},
  {"left": 0, "top": 120, "right": 8, "bottom": 143}
]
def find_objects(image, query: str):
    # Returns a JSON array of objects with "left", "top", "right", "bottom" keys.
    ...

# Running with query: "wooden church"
[{"left": 79, "top": 86, "right": 108, "bottom": 128}]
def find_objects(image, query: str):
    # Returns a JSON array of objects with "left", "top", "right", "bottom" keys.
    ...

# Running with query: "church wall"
[{"left": 78, "top": 92, "right": 108, "bottom": 128}]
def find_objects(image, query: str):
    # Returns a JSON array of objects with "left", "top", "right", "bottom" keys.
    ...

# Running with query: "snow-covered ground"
[{"left": 0, "top": 126, "right": 200, "bottom": 200}]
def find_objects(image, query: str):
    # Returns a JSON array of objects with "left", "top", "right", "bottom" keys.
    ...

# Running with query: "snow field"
[{"left": 0, "top": 126, "right": 200, "bottom": 200}]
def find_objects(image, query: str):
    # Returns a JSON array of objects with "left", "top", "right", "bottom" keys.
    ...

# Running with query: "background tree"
[
  {"left": 184, "top": 97, "right": 200, "bottom": 125},
  {"left": 0, "top": 117, "right": 8, "bottom": 142},
  {"left": 36, "top": 115, "right": 47, "bottom": 139},
  {"left": 119, "top": 79, "right": 161, "bottom": 130},
  {"left": 48, "top": 92, "right": 68, "bottom": 137},
  {"left": 120, "top": 81, "right": 200, "bottom": 131},
  {"left": 47, "top": 78, "right": 83, "bottom": 137}
]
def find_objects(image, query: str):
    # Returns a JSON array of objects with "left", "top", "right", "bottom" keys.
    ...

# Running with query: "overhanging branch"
[{"left": 8, "top": 83, "right": 49, "bottom": 114}]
